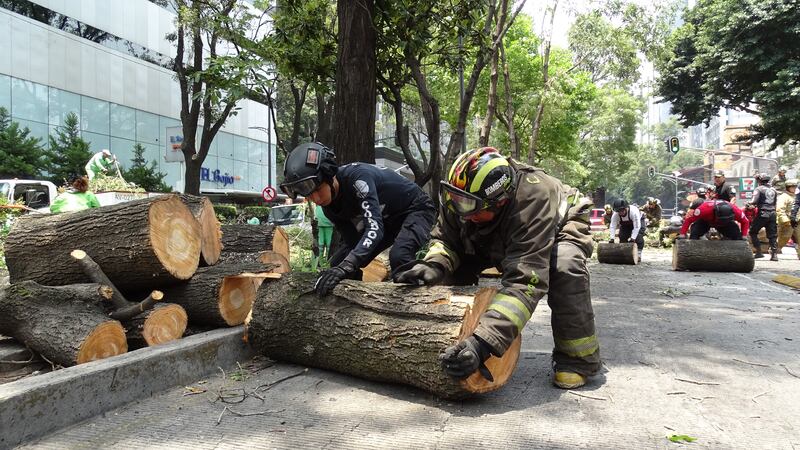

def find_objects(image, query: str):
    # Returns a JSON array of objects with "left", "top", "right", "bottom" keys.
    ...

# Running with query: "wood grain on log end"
[
  {"left": 258, "top": 251, "right": 291, "bottom": 273},
  {"left": 149, "top": 196, "right": 202, "bottom": 280},
  {"left": 219, "top": 276, "right": 259, "bottom": 326},
  {"left": 272, "top": 227, "right": 290, "bottom": 261},
  {"left": 142, "top": 303, "right": 187, "bottom": 346},
  {"left": 76, "top": 321, "right": 127, "bottom": 364},
  {"left": 196, "top": 197, "right": 223, "bottom": 265}
]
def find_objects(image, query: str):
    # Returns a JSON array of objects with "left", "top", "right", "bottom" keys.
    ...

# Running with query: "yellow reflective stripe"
[
  {"left": 554, "top": 335, "right": 599, "bottom": 358},
  {"left": 487, "top": 293, "right": 532, "bottom": 332},
  {"left": 425, "top": 241, "right": 459, "bottom": 267},
  {"left": 469, "top": 157, "right": 508, "bottom": 193}
]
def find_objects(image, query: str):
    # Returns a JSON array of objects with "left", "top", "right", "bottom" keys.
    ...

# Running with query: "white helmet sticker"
[{"left": 354, "top": 180, "right": 370, "bottom": 199}]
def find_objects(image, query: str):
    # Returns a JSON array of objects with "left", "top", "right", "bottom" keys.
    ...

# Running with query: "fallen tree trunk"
[
  {"left": 247, "top": 273, "right": 521, "bottom": 399},
  {"left": 0, "top": 282, "right": 127, "bottom": 366},
  {"left": 179, "top": 194, "right": 222, "bottom": 266},
  {"left": 125, "top": 299, "right": 188, "bottom": 349},
  {"left": 220, "top": 251, "right": 291, "bottom": 274},
  {"left": 159, "top": 263, "right": 281, "bottom": 327},
  {"left": 221, "top": 224, "right": 289, "bottom": 261},
  {"left": 5, "top": 195, "right": 201, "bottom": 291},
  {"left": 672, "top": 239, "right": 754, "bottom": 272},
  {"left": 596, "top": 242, "right": 639, "bottom": 265}
]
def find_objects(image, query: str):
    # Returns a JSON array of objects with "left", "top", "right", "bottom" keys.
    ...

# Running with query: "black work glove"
[
  {"left": 439, "top": 335, "right": 494, "bottom": 381},
  {"left": 791, "top": 219, "right": 798, "bottom": 228},
  {"left": 607, "top": 239, "right": 615, "bottom": 244},
  {"left": 394, "top": 261, "right": 445, "bottom": 286},
  {"left": 315, "top": 260, "right": 357, "bottom": 296}
]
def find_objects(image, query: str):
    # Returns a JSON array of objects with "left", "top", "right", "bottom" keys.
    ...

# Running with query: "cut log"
[
  {"left": 221, "top": 224, "right": 289, "bottom": 261},
  {"left": 5, "top": 195, "right": 201, "bottom": 291},
  {"left": 257, "top": 251, "right": 291, "bottom": 273},
  {"left": 0, "top": 282, "right": 127, "bottom": 366},
  {"left": 125, "top": 300, "right": 188, "bottom": 349},
  {"left": 159, "top": 263, "right": 281, "bottom": 327},
  {"left": 363, "top": 249, "right": 391, "bottom": 282},
  {"left": 179, "top": 194, "right": 223, "bottom": 266},
  {"left": 247, "top": 273, "right": 521, "bottom": 399},
  {"left": 672, "top": 239, "right": 754, "bottom": 272},
  {"left": 596, "top": 242, "right": 639, "bottom": 265}
]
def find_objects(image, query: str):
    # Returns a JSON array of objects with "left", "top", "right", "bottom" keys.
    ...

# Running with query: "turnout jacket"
[
  {"left": 322, "top": 163, "right": 433, "bottom": 269},
  {"left": 423, "top": 160, "right": 593, "bottom": 355},
  {"left": 776, "top": 191, "right": 796, "bottom": 225},
  {"left": 680, "top": 200, "right": 749, "bottom": 236},
  {"left": 609, "top": 205, "right": 643, "bottom": 240}
]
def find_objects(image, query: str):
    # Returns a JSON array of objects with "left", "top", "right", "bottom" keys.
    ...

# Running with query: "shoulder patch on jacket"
[
  {"left": 525, "top": 175, "right": 540, "bottom": 184},
  {"left": 354, "top": 180, "right": 370, "bottom": 198}
]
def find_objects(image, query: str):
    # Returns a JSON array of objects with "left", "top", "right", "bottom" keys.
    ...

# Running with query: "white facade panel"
[
  {"left": 10, "top": 16, "right": 31, "bottom": 81},
  {"left": 0, "top": 13, "right": 13, "bottom": 76},
  {"left": 47, "top": 32, "right": 66, "bottom": 90}
]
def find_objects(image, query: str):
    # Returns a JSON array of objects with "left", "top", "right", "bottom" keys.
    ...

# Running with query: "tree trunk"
[
  {"left": 183, "top": 157, "right": 202, "bottom": 196},
  {"left": 478, "top": 0, "right": 509, "bottom": 147},
  {"left": 528, "top": 0, "right": 558, "bottom": 164},
  {"left": 179, "top": 194, "right": 223, "bottom": 266},
  {"left": 362, "top": 248, "right": 391, "bottom": 282},
  {"left": 220, "top": 224, "right": 289, "bottom": 261},
  {"left": 247, "top": 273, "right": 521, "bottom": 399},
  {"left": 125, "top": 301, "right": 188, "bottom": 350},
  {"left": 0, "top": 282, "right": 127, "bottom": 366},
  {"left": 159, "top": 263, "right": 281, "bottom": 327},
  {"left": 499, "top": 41, "right": 519, "bottom": 159},
  {"left": 596, "top": 242, "right": 639, "bottom": 265},
  {"left": 333, "top": 0, "right": 376, "bottom": 164},
  {"left": 5, "top": 195, "right": 201, "bottom": 291},
  {"left": 672, "top": 239, "right": 754, "bottom": 272}
]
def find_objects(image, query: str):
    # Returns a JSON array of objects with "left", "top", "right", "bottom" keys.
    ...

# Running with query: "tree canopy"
[
  {"left": 656, "top": 0, "right": 800, "bottom": 146},
  {"left": 0, "top": 107, "right": 45, "bottom": 179}
]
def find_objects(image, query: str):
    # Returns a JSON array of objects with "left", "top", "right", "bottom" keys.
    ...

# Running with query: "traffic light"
[
  {"left": 648, "top": 166, "right": 656, "bottom": 178},
  {"left": 668, "top": 136, "right": 680, "bottom": 154}
]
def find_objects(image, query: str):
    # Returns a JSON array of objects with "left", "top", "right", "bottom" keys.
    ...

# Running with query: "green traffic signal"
[{"left": 669, "top": 137, "right": 680, "bottom": 154}]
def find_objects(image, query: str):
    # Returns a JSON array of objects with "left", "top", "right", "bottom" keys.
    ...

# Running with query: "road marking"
[{"left": 733, "top": 272, "right": 795, "bottom": 294}]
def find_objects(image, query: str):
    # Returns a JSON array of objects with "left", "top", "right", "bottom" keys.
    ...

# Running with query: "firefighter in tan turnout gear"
[{"left": 396, "top": 147, "right": 601, "bottom": 389}]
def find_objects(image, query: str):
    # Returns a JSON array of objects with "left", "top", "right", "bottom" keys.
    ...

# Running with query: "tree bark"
[
  {"left": 179, "top": 194, "right": 223, "bottom": 266},
  {"left": 672, "top": 239, "right": 754, "bottom": 272},
  {"left": 499, "top": 41, "right": 519, "bottom": 159},
  {"left": 159, "top": 263, "right": 281, "bottom": 327},
  {"left": 247, "top": 273, "right": 521, "bottom": 399},
  {"left": 596, "top": 242, "right": 639, "bottom": 265},
  {"left": 220, "top": 224, "right": 289, "bottom": 261},
  {"left": 333, "top": 0, "right": 377, "bottom": 164},
  {"left": 479, "top": 0, "right": 509, "bottom": 147},
  {"left": 0, "top": 282, "right": 127, "bottom": 366},
  {"left": 5, "top": 195, "right": 201, "bottom": 291},
  {"left": 528, "top": 0, "right": 558, "bottom": 164}
]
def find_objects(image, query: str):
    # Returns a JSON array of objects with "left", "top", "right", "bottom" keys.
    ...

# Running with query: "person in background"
[
  {"left": 641, "top": 197, "right": 663, "bottom": 231},
  {"left": 711, "top": 170, "right": 737, "bottom": 203},
  {"left": 776, "top": 179, "right": 800, "bottom": 259},
  {"left": 50, "top": 175, "right": 101, "bottom": 213},
  {"left": 658, "top": 210, "right": 685, "bottom": 247},
  {"left": 313, "top": 203, "right": 334, "bottom": 270},
  {"left": 679, "top": 199, "right": 749, "bottom": 241},
  {"left": 749, "top": 173, "right": 779, "bottom": 260},
  {"left": 771, "top": 166, "right": 788, "bottom": 194},
  {"left": 608, "top": 199, "right": 645, "bottom": 259},
  {"left": 85, "top": 149, "right": 117, "bottom": 180},
  {"left": 603, "top": 204, "right": 613, "bottom": 227}
]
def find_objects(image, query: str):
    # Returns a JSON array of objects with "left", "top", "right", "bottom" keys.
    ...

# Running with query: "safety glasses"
[
  {"left": 440, "top": 182, "right": 490, "bottom": 216},
  {"left": 279, "top": 175, "right": 321, "bottom": 199}
]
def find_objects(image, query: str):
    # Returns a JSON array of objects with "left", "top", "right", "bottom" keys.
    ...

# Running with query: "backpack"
[{"left": 713, "top": 200, "right": 734, "bottom": 224}]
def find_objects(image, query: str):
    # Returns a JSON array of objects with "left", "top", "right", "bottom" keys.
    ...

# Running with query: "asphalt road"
[{"left": 22, "top": 249, "right": 800, "bottom": 449}]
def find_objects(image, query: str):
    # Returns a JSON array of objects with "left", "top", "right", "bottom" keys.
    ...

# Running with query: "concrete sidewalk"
[{"left": 20, "top": 250, "right": 800, "bottom": 449}]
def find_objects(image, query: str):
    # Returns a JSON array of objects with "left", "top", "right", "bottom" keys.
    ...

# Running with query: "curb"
[{"left": 0, "top": 326, "right": 253, "bottom": 449}]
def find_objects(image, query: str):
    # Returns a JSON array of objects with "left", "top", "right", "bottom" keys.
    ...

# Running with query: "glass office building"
[{"left": 0, "top": 0, "right": 276, "bottom": 195}]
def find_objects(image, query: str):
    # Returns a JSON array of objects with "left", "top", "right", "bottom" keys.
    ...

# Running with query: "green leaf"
[{"left": 667, "top": 434, "right": 697, "bottom": 443}]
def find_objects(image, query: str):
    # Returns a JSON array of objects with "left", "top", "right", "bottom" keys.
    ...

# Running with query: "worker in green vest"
[
  {"left": 85, "top": 149, "right": 117, "bottom": 179},
  {"left": 50, "top": 175, "right": 101, "bottom": 213},
  {"left": 313, "top": 203, "right": 334, "bottom": 270}
]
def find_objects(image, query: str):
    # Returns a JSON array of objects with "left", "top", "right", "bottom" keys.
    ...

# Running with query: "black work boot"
[
  {"left": 770, "top": 248, "right": 779, "bottom": 261},
  {"left": 754, "top": 250, "right": 764, "bottom": 259}
]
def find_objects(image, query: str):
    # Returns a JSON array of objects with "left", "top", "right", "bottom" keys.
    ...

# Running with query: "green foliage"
[
  {"left": 285, "top": 225, "right": 314, "bottom": 271},
  {"left": 656, "top": 0, "right": 800, "bottom": 146},
  {"left": 123, "top": 143, "right": 172, "bottom": 192},
  {"left": 89, "top": 174, "right": 145, "bottom": 193},
  {"left": 242, "top": 206, "right": 270, "bottom": 223},
  {"left": 667, "top": 434, "right": 697, "bottom": 443},
  {"left": 45, "top": 112, "right": 92, "bottom": 185},
  {"left": 213, "top": 204, "right": 238, "bottom": 221},
  {"left": 0, "top": 197, "right": 24, "bottom": 270},
  {"left": 0, "top": 107, "right": 46, "bottom": 178}
]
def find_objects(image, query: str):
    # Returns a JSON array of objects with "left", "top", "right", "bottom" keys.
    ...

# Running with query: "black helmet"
[
  {"left": 612, "top": 199, "right": 628, "bottom": 211},
  {"left": 697, "top": 187, "right": 708, "bottom": 198},
  {"left": 758, "top": 173, "right": 771, "bottom": 184},
  {"left": 280, "top": 142, "right": 338, "bottom": 199}
]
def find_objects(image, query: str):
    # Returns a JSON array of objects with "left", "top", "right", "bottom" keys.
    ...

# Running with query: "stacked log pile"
[
  {"left": 220, "top": 224, "right": 290, "bottom": 272},
  {"left": 0, "top": 194, "right": 287, "bottom": 367}
]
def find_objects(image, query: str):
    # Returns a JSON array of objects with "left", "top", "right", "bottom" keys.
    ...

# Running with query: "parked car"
[
  {"left": 589, "top": 208, "right": 606, "bottom": 231},
  {"left": 0, "top": 179, "right": 57, "bottom": 212}
]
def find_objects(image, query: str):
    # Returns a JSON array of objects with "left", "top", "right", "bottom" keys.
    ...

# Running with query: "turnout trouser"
[
  {"left": 777, "top": 223, "right": 800, "bottom": 255},
  {"left": 689, "top": 220, "right": 742, "bottom": 240},
  {"left": 750, "top": 213, "right": 778, "bottom": 250}
]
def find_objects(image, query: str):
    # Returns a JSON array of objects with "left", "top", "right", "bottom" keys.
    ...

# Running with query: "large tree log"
[
  {"left": 0, "top": 282, "right": 127, "bottom": 366},
  {"left": 247, "top": 273, "right": 521, "bottom": 399},
  {"left": 596, "top": 242, "right": 639, "bottom": 265},
  {"left": 159, "top": 263, "right": 281, "bottom": 327},
  {"left": 363, "top": 248, "right": 391, "bottom": 282},
  {"left": 5, "top": 195, "right": 201, "bottom": 291},
  {"left": 220, "top": 251, "right": 291, "bottom": 274},
  {"left": 221, "top": 224, "right": 289, "bottom": 261},
  {"left": 179, "top": 194, "right": 222, "bottom": 266},
  {"left": 672, "top": 239, "right": 754, "bottom": 272},
  {"left": 125, "top": 299, "right": 188, "bottom": 349}
]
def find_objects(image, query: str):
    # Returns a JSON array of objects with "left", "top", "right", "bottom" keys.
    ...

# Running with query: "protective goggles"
[
  {"left": 440, "top": 182, "right": 494, "bottom": 216},
  {"left": 279, "top": 175, "right": 321, "bottom": 199}
]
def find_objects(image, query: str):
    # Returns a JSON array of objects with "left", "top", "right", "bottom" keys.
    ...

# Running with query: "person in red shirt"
[{"left": 679, "top": 199, "right": 750, "bottom": 240}]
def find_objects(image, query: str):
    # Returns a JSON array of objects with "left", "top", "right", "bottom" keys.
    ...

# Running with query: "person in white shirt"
[{"left": 608, "top": 198, "right": 645, "bottom": 259}]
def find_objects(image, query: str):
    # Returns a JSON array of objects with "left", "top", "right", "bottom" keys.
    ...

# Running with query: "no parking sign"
[{"left": 262, "top": 186, "right": 277, "bottom": 202}]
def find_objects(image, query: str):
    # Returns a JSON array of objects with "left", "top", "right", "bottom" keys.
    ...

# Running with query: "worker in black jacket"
[
  {"left": 712, "top": 170, "right": 737, "bottom": 202},
  {"left": 749, "top": 173, "right": 779, "bottom": 260},
  {"left": 280, "top": 142, "right": 437, "bottom": 295}
]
